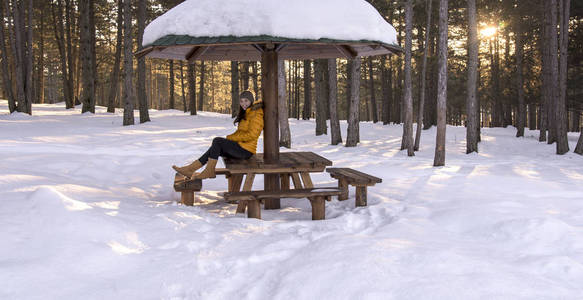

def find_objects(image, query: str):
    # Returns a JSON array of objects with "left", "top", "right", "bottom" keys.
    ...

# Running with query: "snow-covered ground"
[{"left": 1, "top": 101, "right": 582, "bottom": 299}]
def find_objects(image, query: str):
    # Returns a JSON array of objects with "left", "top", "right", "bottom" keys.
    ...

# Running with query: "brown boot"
[
  {"left": 172, "top": 160, "right": 202, "bottom": 178},
  {"left": 193, "top": 158, "right": 217, "bottom": 179}
]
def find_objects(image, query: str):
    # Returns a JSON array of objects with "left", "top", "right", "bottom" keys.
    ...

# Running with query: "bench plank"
[
  {"left": 326, "top": 168, "right": 382, "bottom": 184},
  {"left": 224, "top": 187, "right": 342, "bottom": 201}
]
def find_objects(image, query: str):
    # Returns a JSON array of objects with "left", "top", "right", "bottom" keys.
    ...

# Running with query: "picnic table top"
[{"left": 223, "top": 151, "right": 332, "bottom": 172}]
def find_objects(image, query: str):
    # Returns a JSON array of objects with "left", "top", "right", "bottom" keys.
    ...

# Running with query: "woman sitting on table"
[{"left": 172, "top": 90, "right": 264, "bottom": 180}]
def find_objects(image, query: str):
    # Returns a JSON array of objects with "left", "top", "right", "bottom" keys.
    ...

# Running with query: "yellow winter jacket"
[{"left": 226, "top": 101, "right": 264, "bottom": 154}]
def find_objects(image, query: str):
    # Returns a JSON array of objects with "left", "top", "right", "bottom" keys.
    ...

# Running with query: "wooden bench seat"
[
  {"left": 224, "top": 187, "right": 342, "bottom": 220},
  {"left": 325, "top": 168, "right": 382, "bottom": 207}
]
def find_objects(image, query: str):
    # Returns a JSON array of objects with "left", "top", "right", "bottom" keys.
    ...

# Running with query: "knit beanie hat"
[{"left": 239, "top": 90, "right": 255, "bottom": 104}]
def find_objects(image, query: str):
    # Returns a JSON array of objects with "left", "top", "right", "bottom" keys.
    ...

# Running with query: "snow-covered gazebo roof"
[{"left": 137, "top": 0, "right": 402, "bottom": 61}]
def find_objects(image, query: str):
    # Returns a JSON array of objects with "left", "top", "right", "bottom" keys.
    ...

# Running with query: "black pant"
[{"left": 197, "top": 137, "right": 253, "bottom": 165}]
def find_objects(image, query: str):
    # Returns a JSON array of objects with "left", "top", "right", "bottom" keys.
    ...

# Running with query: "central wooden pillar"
[{"left": 261, "top": 46, "right": 281, "bottom": 209}]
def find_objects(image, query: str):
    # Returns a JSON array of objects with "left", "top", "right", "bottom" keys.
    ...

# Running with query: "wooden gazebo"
[{"left": 137, "top": 0, "right": 402, "bottom": 209}]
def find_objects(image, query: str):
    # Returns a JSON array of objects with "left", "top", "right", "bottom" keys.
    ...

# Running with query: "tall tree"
[
  {"left": 328, "top": 58, "right": 342, "bottom": 145},
  {"left": 278, "top": 59, "right": 291, "bottom": 148},
  {"left": 80, "top": 0, "right": 95, "bottom": 113},
  {"left": 65, "top": 0, "right": 75, "bottom": 107},
  {"left": 122, "top": 0, "right": 134, "bottom": 126},
  {"left": 187, "top": 62, "right": 197, "bottom": 115},
  {"left": 180, "top": 61, "right": 187, "bottom": 112},
  {"left": 51, "top": 0, "right": 73, "bottom": 109},
  {"left": 466, "top": 0, "right": 479, "bottom": 152},
  {"left": 434, "top": 0, "right": 448, "bottom": 166},
  {"left": 231, "top": 61, "right": 239, "bottom": 117},
  {"left": 303, "top": 60, "right": 312, "bottom": 120},
  {"left": 241, "top": 62, "right": 249, "bottom": 90},
  {"left": 198, "top": 61, "right": 205, "bottom": 111},
  {"left": 415, "top": 0, "right": 432, "bottom": 151},
  {"left": 576, "top": 130, "right": 583, "bottom": 155},
  {"left": 556, "top": 0, "right": 570, "bottom": 154},
  {"left": 368, "top": 57, "right": 378, "bottom": 123},
  {"left": 169, "top": 60, "right": 175, "bottom": 109},
  {"left": 0, "top": 0, "right": 15, "bottom": 112},
  {"left": 515, "top": 13, "right": 526, "bottom": 138},
  {"left": 382, "top": 56, "right": 393, "bottom": 125},
  {"left": 401, "top": 0, "right": 414, "bottom": 156},
  {"left": 346, "top": 57, "right": 361, "bottom": 147},
  {"left": 106, "top": 0, "right": 123, "bottom": 113},
  {"left": 36, "top": 1, "right": 45, "bottom": 104},
  {"left": 315, "top": 59, "right": 327, "bottom": 136},
  {"left": 11, "top": 0, "right": 33, "bottom": 114},
  {"left": 137, "top": 0, "right": 150, "bottom": 123}
]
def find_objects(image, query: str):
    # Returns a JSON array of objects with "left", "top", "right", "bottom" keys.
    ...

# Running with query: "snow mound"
[
  {"left": 0, "top": 111, "right": 34, "bottom": 120},
  {"left": 28, "top": 186, "right": 93, "bottom": 212},
  {"left": 143, "top": 0, "right": 397, "bottom": 46}
]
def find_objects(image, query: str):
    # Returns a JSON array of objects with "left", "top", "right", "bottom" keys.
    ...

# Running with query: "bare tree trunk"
[
  {"left": 434, "top": 0, "right": 448, "bottom": 167},
  {"left": 106, "top": 0, "right": 122, "bottom": 113},
  {"left": 401, "top": 0, "right": 414, "bottom": 156},
  {"left": 65, "top": 0, "right": 75, "bottom": 108},
  {"left": 0, "top": 0, "right": 15, "bottom": 112},
  {"left": 328, "top": 58, "right": 342, "bottom": 145},
  {"left": 556, "top": 0, "right": 570, "bottom": 154},
  {"left": 415, "top": 0, "right": 432, "bottom": 150},
  {"left": 231, "top": 61, "right": 239, "bottom": 117},
  {"left": 137, "top": 0, "right": 150, "bottom": 122},
  {"left": 241, "top": 62, "right": 249, "bottom": 90},
  {"left": 198, "top": 61, "right": 205, "bottom": 111},
  {"left": 36, "top": 2, "right": 44, "bottom": 104},
  {"left": 89, "top": 0, "right": 96, "bottom": 107},
  {"left": 303, "top": 60, "right": 312, "bottom": 120},
  {"left": 24, "top": 0, "right": 32, "bottom": 113},
  {"left": 251, "top": 61, "right": 259, "bottom": 98},
  {"left": 528, "top": 103, "right": 536, "bottom": 130},
  {"left": 515, "top": 17, "right": 526, "bottom": 138},
  {"left": 11, "top": 0, "right": 27, "bottom": 114},
  {"left": 381, "top": 56, "right": 391, "bottom": 125},
  {"left": 542, "top": 0, "right": 556, "bottom": 144},
  {"left": 79, "top": 0, "right": 95, "bottom": 113},
  {"left": 51, "top": 0, "right": 71, "bottom": 109},
  {"left": 180, "top": 61, "right": 187, "bottom": 112},
  {"left": 315, "top": 59, "right": 327, "bottom": 136},
  {"left": 278, "top": 59, "right": 291, "bottom": 148},
  {"left": 575, "top": 129, "right": 583, "bottom": 155},
  {"left": 169, "top": 60, "right": 175, "bottom": 109},
  {"left": 346, "top": 57, "right": 361, "bottom": 147},
  {"left": 187, "top": 62, "right": 197, "bottom": 115},
  {"left": 122, "top": 0, "right": 134, "bottom": 125},
  {"left": 466, "top": 0, "right": 479, "bottom": 152},
  {"left": 368, "top": 57, "right": 378, "bottom": 123}
]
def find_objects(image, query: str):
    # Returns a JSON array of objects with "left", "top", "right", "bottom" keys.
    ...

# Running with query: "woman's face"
[{"left": 240, "top": 97, "right": 251, "bottom": 110}]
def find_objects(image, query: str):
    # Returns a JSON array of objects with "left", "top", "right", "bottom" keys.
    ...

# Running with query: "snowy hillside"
[{"left": 1, "top": 101, "right": 582, "bottom": 299}]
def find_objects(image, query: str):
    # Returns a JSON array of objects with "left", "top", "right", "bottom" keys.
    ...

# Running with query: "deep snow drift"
[{"left": 1, "top": 101, "right": 582, "bottom": 299}]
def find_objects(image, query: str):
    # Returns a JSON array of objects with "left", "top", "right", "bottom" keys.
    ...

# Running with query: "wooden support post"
[
  {"left": 338, "top": 178, "right": 349, "bottom": 200},
  {"left": 300, "top": 172, "right": 314, "bottom": 188},
  {"left": 281, "top": 173, "right": 290, "bottom": 190},
  {"left": 227, "top": 176, "right": 233, "bottom": 192},
  {"left": 291, "top": 173, "right": 303, "bottom": 189},
  {"left": 247, "top": 199, "right": 261, "bottom": 219},
  {"left": 310, "top": 196, "right": 326, "bottom": 220},
  {"left": 181, "top": 191, "right": 194, "bottom": 206},
  {"left": 236, "top": 173, "right": 256, "bottom": 214},
  {"left": 262, "top": 46, "right": 281, "bottom": 209},
  {"left": 355, "top": 186, "right": 367, "bottom": 207}
]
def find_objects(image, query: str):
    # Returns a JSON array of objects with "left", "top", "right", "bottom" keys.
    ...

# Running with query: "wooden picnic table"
[{"left": 223, "top": 151, "right": 333, "bottom": 214}]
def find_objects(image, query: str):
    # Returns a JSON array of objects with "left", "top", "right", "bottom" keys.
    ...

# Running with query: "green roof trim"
[{"left": 144, "top": 34, "right": 403, "bottom": 52}]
